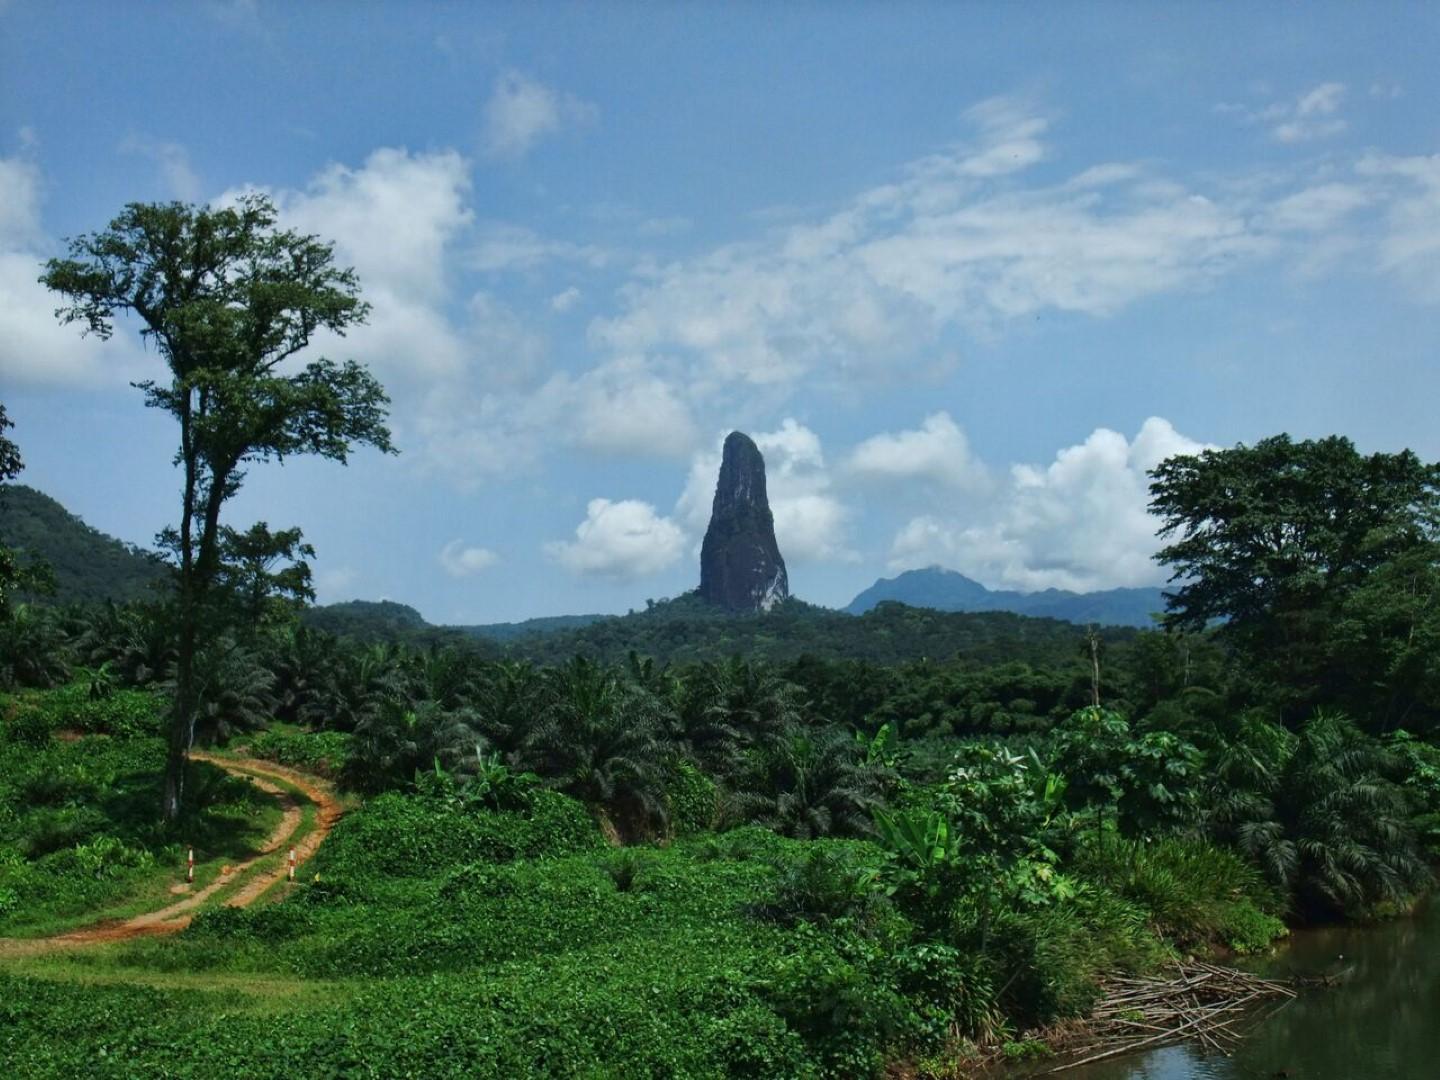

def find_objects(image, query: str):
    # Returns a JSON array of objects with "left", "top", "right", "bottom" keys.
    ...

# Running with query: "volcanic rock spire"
[{"left": 698, "top": 432, "right": 789, "bottom": 612}]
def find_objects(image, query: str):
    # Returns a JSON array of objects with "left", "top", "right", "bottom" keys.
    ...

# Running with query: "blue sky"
[{"left": 3, "top": 1, "right": 1439, "bottom": 623}]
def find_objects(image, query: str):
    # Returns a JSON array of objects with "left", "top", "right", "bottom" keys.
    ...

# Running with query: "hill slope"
[
  {"left": 0, "top": 484, "right": 169, "bottom": 605},
  {"left": 845, "top": 566, "right": 1166, "bottom": 628}
]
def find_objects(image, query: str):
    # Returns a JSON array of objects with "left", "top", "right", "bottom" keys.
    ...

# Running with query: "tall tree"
[
  {"left": 1149, "top": 434, "right": 1440, "bottom": 726},
  {"left": 0, "top": 403, "right": 55, "bottom": 616},
  {"left": 0, "top": 402, "right": 24, "bottom": 614},
  {"left": 41, "top": 195, "right": 394, "bottom": 819}
]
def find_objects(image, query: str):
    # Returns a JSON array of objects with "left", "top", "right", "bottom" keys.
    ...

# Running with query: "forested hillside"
[
  {"left": 505, "top": 592, "right": 1137, "bottom": 667},
  {"left": 0, "top": 484, "right": 168, "bottom": 605}
]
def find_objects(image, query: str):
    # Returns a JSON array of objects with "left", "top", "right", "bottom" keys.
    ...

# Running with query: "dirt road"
[{"left": 0, "top": 752, "right": 344, "bottom": 957}]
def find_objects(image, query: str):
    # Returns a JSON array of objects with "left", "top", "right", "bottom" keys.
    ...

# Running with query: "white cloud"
[
  {"left": 957, "top": 96, "right": 1048, "bottom": 177},
  {"left": 1355, "top": 152, "right": 1440, "bottom": 301},
  {"left": 0, "top": 155, "right": 145, "bottom": 385},
  {"left": 482, "top": 70, "right": 597, "bottom": 161},
  {"left": 545, "top": 498, "right": 686, "bottom": 580},
  {"left": 561, "top": 357, "right": 698, "bottom": 457},
  {"left": 888, "top": 417, "right": 1213, "bottom": 592},
  {"left": 677, "top": 420, "right": 854, "bottom": 563},
  {"left": 1266, "top": 183, "right": 1370, "bottom": 232},
  {"left": 848, "top": 412, "right": 988, "bottom": 491},
  {"left": 638, "top": 215, "right": 692, "bottom": 237},
  {"left": 1225, "top": 82, "right": 1349, "bottom": 144},
  {"left": 0, "top": 155, "right": 43, "bottom": 248},
  {"left": 268, "top": 147, "right": 472, "bottom": 303},
  {"left": 590, "top": 103, "right": 1271, "bottom": 389},
  {"left": 120, "top": 135, "right": 202, "bottom": 201},
  {"left": 439, "top": 539, "right": 499, "bottom": 577},
  {"left": 313, "top": 564, "right": 357, "bottom": 603},
  {"left": 471, "top": 223, "right": 609, "bottom": 273},
  {"left": 550, "top": 286, "right": 582, "bottom": 311}
]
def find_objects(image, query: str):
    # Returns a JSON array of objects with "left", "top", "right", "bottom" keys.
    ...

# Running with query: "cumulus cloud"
[
  {"left": 545, "top": 498, "right": 686, "bottom": 580},
  {"left": 550, "top": 286, "right": 582, "bottom": 311},
  {"left": 1266, "top": 182, "right": 1370, "bottom": 232},
  {"left": 0, "top": 154, "right": 144, "bottom": 385},
  {"left": 0, "top": 155, "right": 44, "bottom": 249},
  {"left": 269, "top": 147, "right": 472, "bottom": 304},
  {"left": 218, "top": 148, "right": 479, "bottom": 395},
  {"left": 482, "top": 70, "right": 597, "bottom": 161},
  {"left": 888, "top": 417, "right": 1212, "bottom": 592},
  {"left": 677, "top": 420, "right": 855, "bottom": 563},
  {"left": 439, "top": 539, "right": 499, "bottom": 577},
  {"left": 848, "top": 412, "right": 988, "bottom": 491}
]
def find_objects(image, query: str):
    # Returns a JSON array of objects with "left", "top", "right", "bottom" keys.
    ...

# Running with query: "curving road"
[{"left": 0, "top": 752, "right": 343, "bottom": 957}]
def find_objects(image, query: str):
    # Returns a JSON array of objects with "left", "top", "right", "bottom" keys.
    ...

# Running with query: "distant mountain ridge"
[{"left": 845, "top": 566, "right": 1166, "bottom": 628}]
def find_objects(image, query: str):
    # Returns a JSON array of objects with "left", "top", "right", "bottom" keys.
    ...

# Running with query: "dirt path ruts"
[{"left": 0, "top": 753, "right": 344, "bottom": 957}]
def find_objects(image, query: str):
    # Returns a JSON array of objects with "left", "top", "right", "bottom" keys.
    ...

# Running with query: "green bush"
[
  {"left": 666, "top": 760, "right": 720, "bottom": 836},
  {"left": 1076, "top": 835, "right": 1285, "bottom": 953},
  {"left": 240, "top": 729, "right": 351, "bottom": 776},
  {"left": 5, "top": 679, "right": 165, "bottom": 738},
  {"left": 317, "top": 789, "right": 602, "bottom": 882}
]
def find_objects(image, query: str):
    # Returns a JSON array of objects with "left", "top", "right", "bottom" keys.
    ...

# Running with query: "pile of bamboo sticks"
[{"left": 1046, "top": 960, "right": 1297, "bottom": 1073}]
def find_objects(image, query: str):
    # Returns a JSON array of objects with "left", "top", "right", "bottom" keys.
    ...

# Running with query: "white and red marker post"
[
  {"left": 288, "top": 847, "right": 296, "bottom": 882},
  {"left": 187, "top": 847, "right": 194, "bottom": 884}
]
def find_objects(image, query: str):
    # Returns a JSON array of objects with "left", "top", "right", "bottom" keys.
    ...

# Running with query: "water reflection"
[{"left": 1050, "top": 900, "right": 1438, "bottom": 1080}]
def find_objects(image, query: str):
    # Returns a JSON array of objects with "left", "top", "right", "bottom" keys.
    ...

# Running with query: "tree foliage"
[
  {"left": 1151, "top": 434, "right": 1440, "bottom": 728},
  {"left": 41, "top": 195, "right": 394, "bottom": 818}
]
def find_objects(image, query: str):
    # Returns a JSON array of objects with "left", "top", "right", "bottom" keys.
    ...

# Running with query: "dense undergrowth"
[
  {"left": 3, "top": 646, "right": 1438, "bottom": 1075},
  {"left": 1, "top": 772, "right": 1280, "bottom": 1079},
  {"left": 0, "top": 685, "right": 276, "bottom": 936}
]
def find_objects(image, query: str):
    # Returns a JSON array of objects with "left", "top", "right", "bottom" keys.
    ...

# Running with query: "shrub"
[
  {"left": 754, "top": 844, "right": 881, "bottom": 928},
  {"left": 1075, "top": 834, "right": 1285, "bottom": 953},
  {"left": 317, "top": 789, "right": 602, "bottom": 881},
  {"left": 666, "top": 760, "right": 719, "bottom": 836},
  {"left": 600, "top": 848, "right": 656, "bottom": 892},
  {"left": 241, "top": 729, "right": 351, "bottom": 777}
]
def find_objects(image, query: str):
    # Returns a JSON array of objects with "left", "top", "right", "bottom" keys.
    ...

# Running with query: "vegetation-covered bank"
[
  {"left": 0, "top": 738, "right": 1286, "bottom": 1078},
  {"left": 4, "top": 653, "right": 1436, "bottom": 1075}
]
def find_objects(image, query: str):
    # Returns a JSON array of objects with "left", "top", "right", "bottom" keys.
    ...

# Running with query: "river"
[{"left": 1040, "top": 898, "right": 1439, "bottom": 1080}]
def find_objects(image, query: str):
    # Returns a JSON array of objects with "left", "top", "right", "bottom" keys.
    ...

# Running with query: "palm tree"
[
  {"left": 0, "top": 603, "right": 71, "bottom": 689},
  {"left": 471, "top": 660, "right": 545, "bottom": 768},
  {"left": 404, "top": 646, "right": 481, "bottom": 711},
  {"left": 1228, "top": 710, "right": 1430, "bottom": 918},
  {"left": 345, "top": 698, "right": 478, "bottom": 794},
  {"left": 737, "top": 728, "right": 890, "bottom": 840},
  {"left": 264, "top": 623, "right": 338, "bottom": 727},
  {"left": 319, "top": 642, "right": 406, "bottom": 732},
  {"left": 75, "top": 602, "right": 176, "bottom": 688},
  {"left": 182, "top": 636, "right": 278, "bottom": 743},
  {"left": 676, "top": 658, "right": 800, "bottom": 779},
  {"left": 527, "top": 656, "right": 670, "bottom": 839}
]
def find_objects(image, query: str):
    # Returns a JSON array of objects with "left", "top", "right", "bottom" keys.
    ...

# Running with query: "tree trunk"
[
  {"left": 163, "top": 619, "right": 196, "bottom": 822},
  {"left": 164, "top": 392, "right": 198, "bottom": 823}
]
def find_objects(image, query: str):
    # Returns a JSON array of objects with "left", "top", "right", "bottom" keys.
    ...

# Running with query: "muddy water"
[{"left": 1049, "top": 899, "right": 1440, "bottom": 1080}]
